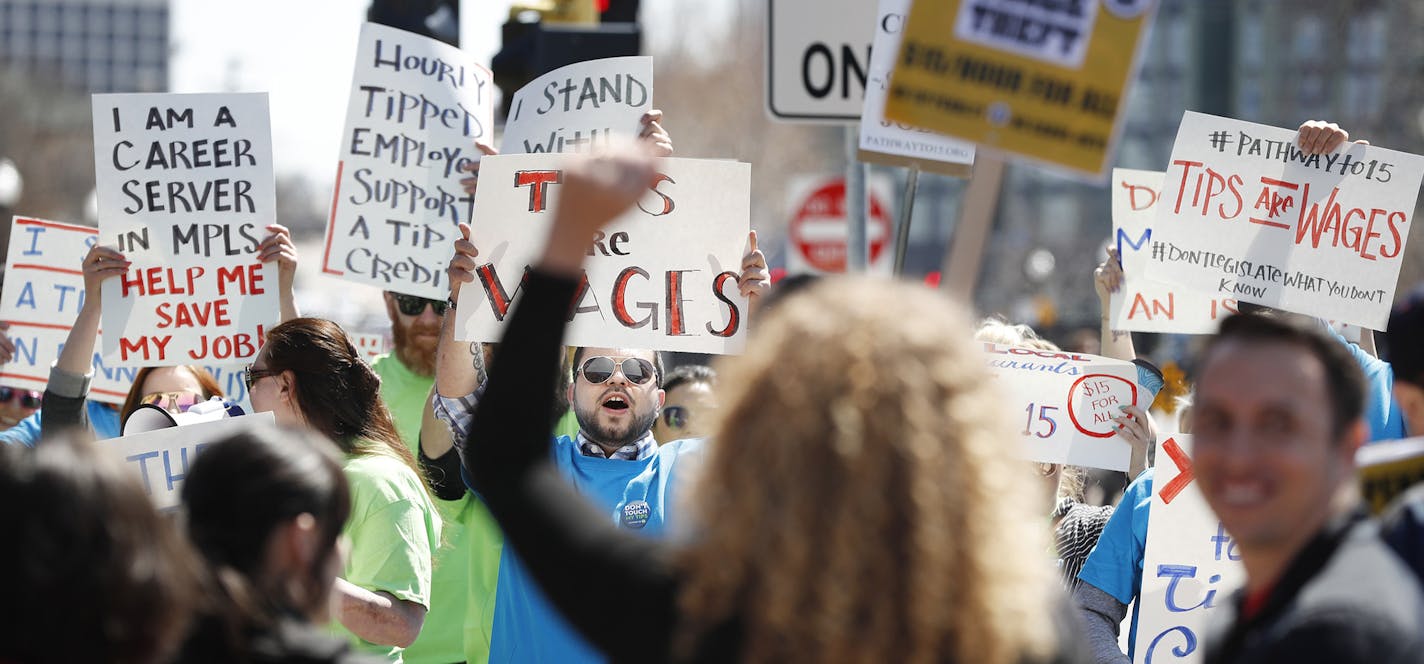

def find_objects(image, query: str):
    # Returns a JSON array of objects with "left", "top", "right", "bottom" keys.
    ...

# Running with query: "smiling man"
[{"left": 1192, "top": 313, "right": 1424, "bottom": 664}]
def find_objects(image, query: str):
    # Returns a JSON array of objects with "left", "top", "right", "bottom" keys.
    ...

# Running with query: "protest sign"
[
  {"left": 91, "top": 92, "right": 280, "bottom": 367},
  {"left": 1145, "top": 112, "right": 1424, "bottom": 329},
  {"left": 0, "top": 217, "right": 130, "bottom": 403},
  {"left": 501, "top": 56, "right": 652, "bottom": 156},
  {"left": 1358, "top": 436, "right": 1424, "bottom": 515},
  {"left": 453, "top": 155, "right": 751, "bottom": 354},
  {"left": 883, "top": 0, "right": 1154, "bottom": 178},
  {"left": 1136, "top": 434, "right": 1245, "bottom": 664},
  {"left": 984, "top": 342, "right": 1148, "bottom": 471},
  {"left": 110, "top": 411, "right": 274, "bottom": 510},
  {"left": 1109, "top": 169, "right": 1237, "bottom": 334},
  {"left": 323, "top": 22, "right": 495, "bottom": 300},
  {"left": 858, "top": 0, "right": 974, "bottom": 176},
  {"left": 350, "top": 332, "right": 390, "bottom": 362}
]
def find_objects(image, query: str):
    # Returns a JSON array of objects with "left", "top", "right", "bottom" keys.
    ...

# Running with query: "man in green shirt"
[{"left": 371, "top": 291, "right": 469, "bottom": 664}]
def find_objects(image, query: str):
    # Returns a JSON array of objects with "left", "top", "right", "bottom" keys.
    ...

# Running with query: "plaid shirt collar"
[{"left": 577, "top": 430, "right": 658, "bottom": 460}]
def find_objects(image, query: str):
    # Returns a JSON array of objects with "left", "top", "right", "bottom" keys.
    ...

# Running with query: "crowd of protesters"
[{"left": 0, "top": 80, "right": 1423, "bottom": 664}]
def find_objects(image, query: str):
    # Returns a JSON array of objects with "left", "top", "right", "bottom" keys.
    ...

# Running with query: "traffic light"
[
  {"left": 366, "top": 0, "right": 460, "bottom": 46},
  {"left": 491, "top": 1, "right": 642, "bottom": 119}
]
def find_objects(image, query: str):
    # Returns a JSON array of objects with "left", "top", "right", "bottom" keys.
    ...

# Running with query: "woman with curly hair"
[
  {"left": 247, "top": 318, "right": 439, "bottom": 662},
  {"left": 459, "top": 150, "right": 1089, "bottom": 664}
]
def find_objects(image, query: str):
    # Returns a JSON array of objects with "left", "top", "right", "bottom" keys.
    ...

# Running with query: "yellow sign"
[{"left": 884, "top": 0, "right": 1155, "bottom": 178}]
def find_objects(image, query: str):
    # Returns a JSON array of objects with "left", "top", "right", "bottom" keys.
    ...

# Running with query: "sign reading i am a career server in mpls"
[
  {"left": 91, "top": 92, "right": 280, "bottom": 367},
  {"left": 324, "top": 22, "right": 494, "bottom": 300},
  {"left": 1145, "top": 112, "right": 1424, "bottom": 330},
  {"left": 884, "top": 0, "right": 1155, "bottom": 178}
]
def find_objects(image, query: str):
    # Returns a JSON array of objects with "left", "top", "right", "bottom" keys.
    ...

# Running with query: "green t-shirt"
[
  {"left": 371, "top": 352, "right": 471, "bottom": 664},
  {"left": 370, "top": 353, "right": 433, "bottom": 455},
  {"left": 338, "top": 451, "right": 442, "bottom": 663},
  {"left": 462, "top": 409, "right": 582, "bottom": 662}
]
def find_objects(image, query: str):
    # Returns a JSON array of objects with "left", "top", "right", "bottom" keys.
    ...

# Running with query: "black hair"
[
  {"left": 662, "top": 364, "right": 717, "bottom": 394},
  {"left": 1200, "top": 312, "right": 1366, "bottom": 437}
]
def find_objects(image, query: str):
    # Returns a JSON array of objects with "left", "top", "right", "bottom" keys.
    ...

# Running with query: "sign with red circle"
[
  {"left": 787, "top": 178, "right": 893, "bottom": 273},
  {"left": 1067, "top": 374, "right": 1140, "bottom": 438}
]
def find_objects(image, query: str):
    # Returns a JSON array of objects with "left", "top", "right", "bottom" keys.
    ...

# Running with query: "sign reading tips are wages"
[
  {"left": 984, "top": 343, "right": 1148, "bottom": 472},
  {"left": 884, "top": 0, "right": 1155, "bottom": 178},
  {"left": 324, "top": 22, "right": 494, "bottom": 300},
  {"left": 858, "top": 0, "right": 974, "bottom": 176},
  {"left": 1136, "top": 435, "right": 1245, "bottom": 664},
  {"left": 1110, "top": 169, "right": 1238, "bottom": 334},
  {"left": 455, "top": 155, "right": 751, "bottom": 354},
  {"left": 502, "top": 56, "right": 652, "bottom": 155},
  {"left": 1146, "top": 112, "right": 1424, "bottom": 330},
  {"left": 91, "top": 92, "right": 279, "bottom": 367}
]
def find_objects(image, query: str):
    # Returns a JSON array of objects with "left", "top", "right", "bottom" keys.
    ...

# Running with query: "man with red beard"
[{"left": 374, "top": 291, "right": 445, "bottom": 447}]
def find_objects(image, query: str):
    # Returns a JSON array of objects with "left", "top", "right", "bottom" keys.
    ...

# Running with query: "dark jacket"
[
  {"left": 174, "top": 615, "right": 383, "bottom": 664},
  {"left": 1203, "top": 510, "right": 1424, "bottom": 664}
]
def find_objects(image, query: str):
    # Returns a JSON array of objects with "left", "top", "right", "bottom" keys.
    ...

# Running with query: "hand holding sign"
[
  {"left": 739, "top": 231, "right": 770, "bottom": 302},
  {"left": 83, "top": 244, "right": 132, "bottom": 308}
]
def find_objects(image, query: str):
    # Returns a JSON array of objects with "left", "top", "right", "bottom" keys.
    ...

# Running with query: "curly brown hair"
[{"left": 675, "top": 277, "right": 1056, "bottom": 664}]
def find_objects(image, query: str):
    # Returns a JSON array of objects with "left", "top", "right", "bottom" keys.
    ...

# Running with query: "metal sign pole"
[
  {"left": 892, "top": 164, "right": 920, "bottom": 276},
  {"left": 845, "top": 126, "right": 868, "bottom": 271}
]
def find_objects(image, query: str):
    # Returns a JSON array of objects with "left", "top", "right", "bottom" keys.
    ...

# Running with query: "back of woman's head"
[
  {"left": 182, "top": 423, "right": 351, "bottom": 623},
  {"left": 262, "top": 318, "right": 392, "bottom": 445},
  {"left": 0, "top": 436, "right": 198, "bottom": 664},
  {"left": 679, "top": 277, "right": 1055, "bottom": 664}
]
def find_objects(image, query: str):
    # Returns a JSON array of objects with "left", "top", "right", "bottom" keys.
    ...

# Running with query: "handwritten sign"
[
  {"left": 454, "top": 155, "right": 751, "bottom": 354},
  {"left": 323, "top": 22, "right": 495, "bottom": 300},
  {"left": 110, "top": 411, "right": 273, "bottom": 510},
  {"left": 1110, "top": 169, "right": 1237, "bottom": 334},
  {"left": 984, "top": 342, "right": 1147, "bottom": 471},
  {"left": 1136, "top": 434, "right": 1245, "bottom": 664},
  {"left": 1146, "top": 112, "right": 1424, "bottom": 329},
  {"left": 858, "top": 0, "right": 975, "bottom": 176},
  {"left": 501, "top": 56, "right": 652, "bottom": 155},
  {"left": 350, "top": 332, "right": 390, "bottom": 362},
  {"left": 90, "top": 93, "right": 279, "bottom": 367},
  {"left": 883, "top": 0, "right": 1154, "bottom": 178}
]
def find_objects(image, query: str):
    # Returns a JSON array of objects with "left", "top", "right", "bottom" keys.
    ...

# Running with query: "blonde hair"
[{"left": 676, "top": 278, "right": 1055, "bottom": 664}]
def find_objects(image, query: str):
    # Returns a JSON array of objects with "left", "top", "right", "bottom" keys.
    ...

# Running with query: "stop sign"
[{"left": 788, "top": 177, "right": 892, "bottom": 273}]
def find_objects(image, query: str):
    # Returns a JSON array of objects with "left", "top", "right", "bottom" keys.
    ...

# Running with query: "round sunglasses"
[{"left": 578, "top": 356, "right": 655, "bottom": 385}]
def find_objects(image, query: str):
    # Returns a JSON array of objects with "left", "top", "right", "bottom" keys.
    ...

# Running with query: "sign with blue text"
[
  {"left": 111, "top": 412, "right": 274, "bottom": 510},
  {"left": 1136, "top": 434, "right": 1245, "bottom": 664}
]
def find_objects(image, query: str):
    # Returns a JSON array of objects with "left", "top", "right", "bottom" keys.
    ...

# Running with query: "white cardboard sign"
[
  {"left": 984, "top": 343, "right": 1147, "bottom": 472},
  {"left": 454, "top": 155, "right": 751, "bottom": 354},
  {"left": 110, "top": 411, "right": 274, "bottom": 510},
  {"left": 1110, "top": 169, "right": 1237, "bottom": 334},
  {"left": 1145, "top": 111, "right": 1424, "bottom": 329},
  {"left": 501, "top": 56, "right": 652, "bottom": 156},
  {"left": 858, "top": 0, "right": 975, "bottom": 175},
  {"left": 323, "top": 22, "right": 495, "bottom": 300},
  {"left": 1135, "top": 434, "right": 1245, "bottom": 664},
  {"left": 91, "top": 92, "right": 280, "bottom": 367}
]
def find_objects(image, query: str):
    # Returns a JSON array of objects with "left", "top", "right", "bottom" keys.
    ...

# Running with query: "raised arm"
[
  {"left": 464, "top": 150, "right": 680, "bottom": 661},
  {"left": 256, "top": 223, "right": 300, "bottom": 322},
  {"left": 1094, "top": 247, "right": 1137, "bottom": 362}
]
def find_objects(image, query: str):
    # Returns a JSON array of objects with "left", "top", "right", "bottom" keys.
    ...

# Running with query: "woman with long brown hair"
[
  {"left": 458, "top": 151, "right": 1088, "bottom": 664},
  {"left": 247, "top": 317, "right": 439, "bottom": 662}
]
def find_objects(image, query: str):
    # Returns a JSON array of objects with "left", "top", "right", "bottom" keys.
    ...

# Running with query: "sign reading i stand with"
[{"left": 766, "top": 0, "right": 878, "bottom": 123}]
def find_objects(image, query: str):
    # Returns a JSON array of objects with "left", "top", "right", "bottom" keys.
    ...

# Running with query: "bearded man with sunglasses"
[{"left": 418, "top": 150, "right": 769, "bottom": 663}]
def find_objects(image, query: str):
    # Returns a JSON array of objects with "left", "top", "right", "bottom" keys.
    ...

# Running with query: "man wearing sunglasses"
[{"left": 417, "top": 149, "right": 770, "bottom": 663}]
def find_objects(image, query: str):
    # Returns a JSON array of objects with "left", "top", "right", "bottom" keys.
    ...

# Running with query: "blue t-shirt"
[
  {"left": 1339, "top": 334, "right": 1405, "bottom": 442},
  {"left": 1077, "top": 468, "right": 1154, "bottom": 659},
  {"left": 478, "top": 435, "right": 704, "bottom": 663},
  {"left": 0, "top": 401, "right": 121, "bottom": 447}
]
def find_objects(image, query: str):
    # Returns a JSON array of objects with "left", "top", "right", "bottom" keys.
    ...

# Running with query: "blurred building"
[
  {"left": 974, "top": 0, "right": 1420, "bottom": 348},
  {"left": 0, "top": 0, "right": 169, "bottom": 94}
]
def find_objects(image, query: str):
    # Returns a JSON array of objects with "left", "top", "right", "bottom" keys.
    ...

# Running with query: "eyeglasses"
[
  {"left": 0, "top": 386, "right": 42, "bottom": 409},
  {"left": 243, "top": 364, "right": 281, "bottom": 392},
  {"left": 391, "top": 293, "right": 448, "bottom": 317},
  {"left": 662, "top": 405, "right": 689, "bottom": 429},
  {"left": 141, "top": 391, "right": 203, "bottom": 414},
  {"left": 578, "top": 356, "right": 655, "bottom": 385}
]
